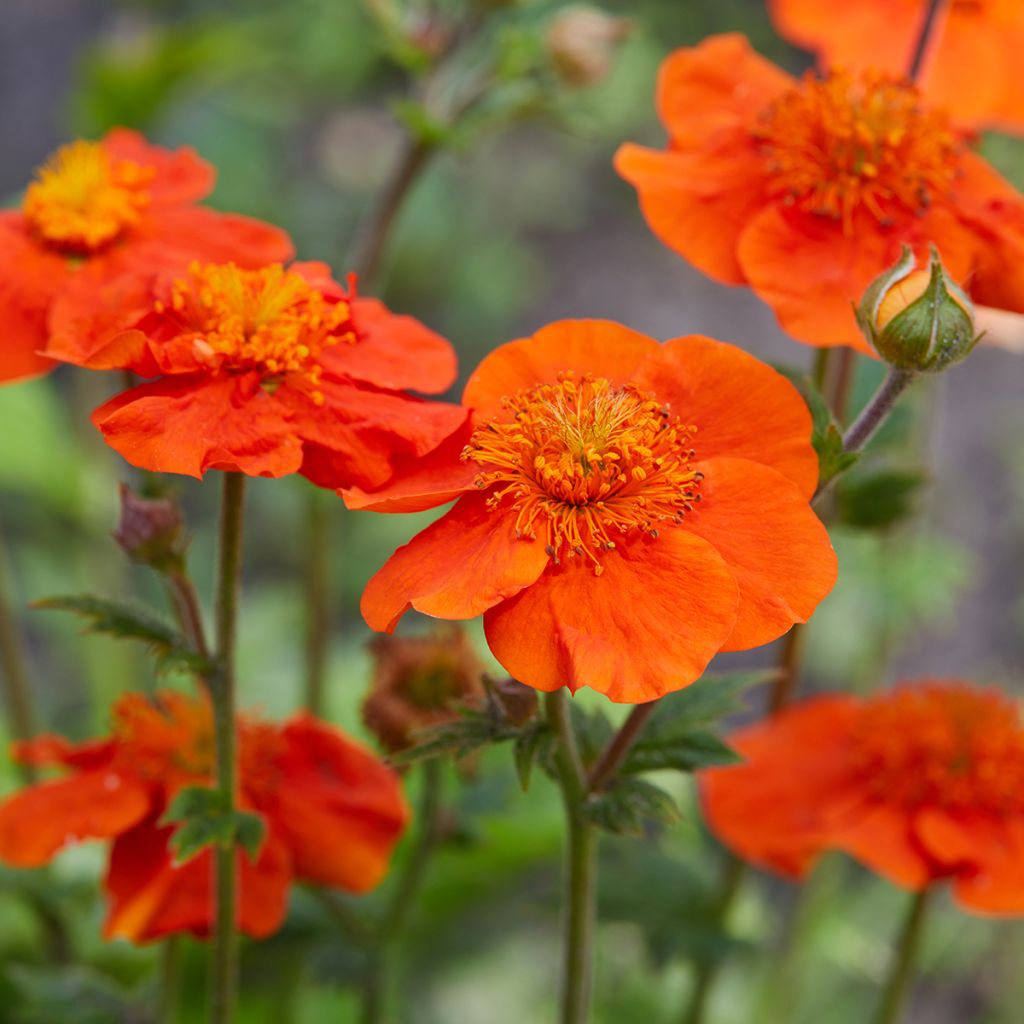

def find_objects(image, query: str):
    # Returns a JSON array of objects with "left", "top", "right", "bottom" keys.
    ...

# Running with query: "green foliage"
[
  {"left": 835, "top": 466, "right": 929, "bottom": 530},
  {"left": 581, "top": 777, "right": 680, "bottom": 837},
  {"left": 7, "top": 966, "right": 141, "bottom": 1024},
  {"left": 32, "top": 595, "right": 211, "bottom": 676},
  {"left": 162, "top": 785, "right": 266, "bottom": 864}
]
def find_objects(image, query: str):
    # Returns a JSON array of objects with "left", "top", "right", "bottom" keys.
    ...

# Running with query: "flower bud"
[
  {"left": 856, "top": 246, "right": 978, "bottom": 372},
  {"left": 363, "top": 626, "right": 485, "bottom": 754},
  {"left": 489, "top": 676, "right": 538, "bottom": 726},
  {"left": 545, "top": 5, "right": 631, "bottom": 88},
  {"left": 113, "top": 483, "right": 186, "bottom": 573}
]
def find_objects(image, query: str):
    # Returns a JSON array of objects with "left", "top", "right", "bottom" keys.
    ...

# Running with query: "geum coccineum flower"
[
  {"left": 702, "top": 681, "right": 1024, "bottom": 913},
  {"left": 0, "top": 129, "right": 292, "bottom": 384},
  {"left": 0, "top": 692, "right": 408, "bottom": 942},
  {"left": 769, "top": 0, "right": 1024, "bottom": 134},
  {"left": 615, "top": 34, "right": 1024, "bottom": 352},
  {"left": 45, "top": 260, "right": 466, "bottom": 485},
  {"left": 353, "top": 320, "right": 837, "bottom": 704}
]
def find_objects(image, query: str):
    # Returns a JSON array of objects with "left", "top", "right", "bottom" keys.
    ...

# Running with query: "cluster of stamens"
[
  {"left": 849, "top": 684, "right": 1024, "bottom": 815},
  {"left": 462, "top": 374, "right": 702, "bottom": 574},
  {"left": 155, "top": 262, "right": 358, "bottom": 404},
  {"left": 754, "top": 70, "right": 961, "bottom": 234},
  {"left": 23, "top": 140, "right": 155, "bottom": 253}
]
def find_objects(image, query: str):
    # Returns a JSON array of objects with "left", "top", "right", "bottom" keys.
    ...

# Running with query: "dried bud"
[
  {"left": 545, "top": 5, "right": 631, "bottom": 88},
  {"left": 489, "top": 676, "right": 538, "bottom": 726},
  {"left": 363, "top": 626, "right": 485, "bottom": 754},
  {"left": 113, "top": 483, "right": 186, "bottom": 573},
  {"left": 857, "top": 246, "right": 978, "bottom": 372}
]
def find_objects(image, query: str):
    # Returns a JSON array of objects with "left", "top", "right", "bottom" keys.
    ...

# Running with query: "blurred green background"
[{"left": 2, "top": 0, "right": 1024, "bottom": 1021}]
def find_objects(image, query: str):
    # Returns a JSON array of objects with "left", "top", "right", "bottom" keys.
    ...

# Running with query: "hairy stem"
[
  {"left": 545, "top": 690, "right": 597, "bottom": 1024},
  {"left": 210, "top": 473, "right": 246, "bottom": 1024},
  {"left": 873, "top": 888, "right": 932, "bottom": 1024}
]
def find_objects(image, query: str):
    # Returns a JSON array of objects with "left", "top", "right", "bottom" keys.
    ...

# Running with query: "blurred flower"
[
  {"left": 0, "top": 692, "right": 408, "bottom": 942},
  {"left": 353, "top": 319, "right": 836, "bottom": 704},
  {"left": 702, "top": 681, "right": 1024, "bottom": 913},
  {"left": 857, "top": 246, "right": 978, "bottom": 371},
  {"left": 45, "top": 261, "right": 466, "bottom": 484},
  {"left": 113, "top": 482, "right": 186, "bottom": 573},
  {"left": 363, "top": 626, "right": 485, "bottom": 753},
  {"left": 0, "top": 129, "right": 292, "bottom": 385},
  {"left": 769, "top": 0, "right": 1024, "bottom": 134},
  {"left": 545, "top": 5, "right": 631, "bottom": 88},
  {"left": 615, "top": 34, "right": 1024, "bottom": 353}
]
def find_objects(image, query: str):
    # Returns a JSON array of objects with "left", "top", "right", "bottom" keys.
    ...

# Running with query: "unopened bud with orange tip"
[
  {"left": 363, "top": 626, "right": 486, "bottom": 755},
  {"left": 545, "top": 5, "right": 631, "bottom": 88},
  {"left": 856, "top": 245, "right": 978, "bottom": 372},
  {"left": 113, "top": 483, "right": 186, "bottom": 574}
]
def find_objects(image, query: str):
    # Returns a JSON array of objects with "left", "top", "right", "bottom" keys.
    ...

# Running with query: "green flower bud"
[{"left": 856, "top": 245, "right": 978, "bottom": 372}]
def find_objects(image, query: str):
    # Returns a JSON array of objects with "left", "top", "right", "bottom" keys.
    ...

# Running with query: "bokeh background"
[{"left": 2, "top": 0, "right": 1024, "bottom": 1021}]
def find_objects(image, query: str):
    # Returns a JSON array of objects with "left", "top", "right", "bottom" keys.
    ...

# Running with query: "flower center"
[
  {"left": 22, "top": 140, "right": 154, "bottom": 254},
  {"left": 849, "top": 684, "right": 1024, "bottom": 815},
  {"left": 463, "top": 374, "right": 702, "bottom": 575},
  {"left": 157, "top": 262, "right": 358, "bottom": 402},
  {"left": 754, "top": 71, "right": 961, "bottom": 233}
]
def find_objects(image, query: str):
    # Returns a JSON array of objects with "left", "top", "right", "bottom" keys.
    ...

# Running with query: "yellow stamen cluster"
[
  {"left": 463, "top": 374, "right": 702, "bottom": 575},
  {"left": 23, "top": 140, "right": 154, "bottom": 253},
  {"left": 157, "top": 262, "right": 357, "bottom": 403},
  {"left": 849, "top": 684, "right": 1024, "bottom": 815},
  {"left": 754, "top": 70, "right": 961, "bottom": 234}
]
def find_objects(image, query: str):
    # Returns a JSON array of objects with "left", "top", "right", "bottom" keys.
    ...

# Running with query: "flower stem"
[
  {"left": 586, "top": 700, "right": 658, "bottom": 792},
  {"left": 873, "top": 888, "right": 932, "bottom": 1024},
  {"left": 545, "top": 690, "right": 597, "bottom": 1024},
  {"left": 302, "top": 490, "right": 331, "bottom": 715},
  {"left": 842, "top": 368, "right": 917, "bottom": 457},
  {"left": 0, "top": 517, "right": 38, "bottom": 782},
  {"left": 160, "top": 937, "right": 182, "bottom": 1024},
  {"left": 766, "top": 623, "right": 808, "bottom": 714},
  {"left": 210, "top": 472, "right": 246, "bottom": 1024},
  {"left": 908, "top": 0, "right": 945, "bottom": 82}
]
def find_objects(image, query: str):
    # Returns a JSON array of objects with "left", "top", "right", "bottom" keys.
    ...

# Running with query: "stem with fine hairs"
[{"left": 873, "top": 888, "right": 932, "bottom": 1024}]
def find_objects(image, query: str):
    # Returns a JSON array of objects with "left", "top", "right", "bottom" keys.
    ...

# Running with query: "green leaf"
[
  {"left": 512, "top": 720, "right": 550, "bottom": 792},
  {"left": 32, "top": 595, "right": 212, "bottom": 676},
  {"left": 391, "top": 708, "right": 516, "bottom": 767},
  {"left": 391, "top": 99, "right": 453, "bottom": 147},
  {"left": 836, "top": 466, "right": 928, "bottom": 529},
  {"left": 162, "top": 785, "right": 266, "bottom": 864},
  {"left": 622, "top": 730, "right": 739, "bottom": 774},
  {"left": 648, "top": 669, "right": 773, "bottom": 728},
  {"left": 570, "top": 705, "right": 615, "bottom": 767},
  {"left": 581, "top": 777, "right": 680, "bottom": 837}
]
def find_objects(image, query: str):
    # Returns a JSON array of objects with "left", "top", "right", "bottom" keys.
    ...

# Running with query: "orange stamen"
[
  {"left": 849, "top": 683, "right": 1024, "bottom": 814},
  {"left": 158, "top": 262, "right": 357, "bottom": 402},
  {"left": 23, "top": 140, "right": 154, "bottom": 253},
  {"left": 463, "top": 374, "right": 702, "bottom": 574},
  {"left": 754, "top": 70, "right": 961, "bottom": 234}
]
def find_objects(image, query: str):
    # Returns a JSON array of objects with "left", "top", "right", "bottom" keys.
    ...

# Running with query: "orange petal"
[
  {"left": 327, "top": 297, "right": 457, "bottom": 394},
  {"left": 13, "top": 734, "right": 116, "bottom": 771},
  {"left": 104, "top": 817, "right": 293, "bottom": 943},
  {"left": 92, "top": 374, "right": 303, "bottom": 479},
  {"left": 682, "top": 458, "right": 836, "bottom": 652},
  {"left": 263, "top": 715, "right": 408, "bottom": 892},
  {"left": 655, "top": 34, "right": 792, "bottom": 145},
  {"left": 633, "top": 334, "right": 819, "bottom": 496},
  {"left": 342, "top": 419, "right": 477, "bottom": 513},
  {"left": 483, "top": 529, "right": 740, "bottom": 703},
  {"left": 103, "top": 128, "right": 216, "bottom": 205},
  {"left": 282, "top": 377, "right": 467, "bottom": 492},
  {"left": 614, "top": 143, "right": 768, "bottom": 284},
  {"left": 701, "top": 695, "right": 860, "bottom": 879},
  {"left": 361, "top": 492, "right": 550, "bottom": 632},
  {"left": 462, "top": 320, "right": 658, "bottom": 421},
  {"left": 0, "top": 769, "right": 150, "bottom": 868},
  {"left": 938, "top": 817, "right": 1024, "bottom": 915}
]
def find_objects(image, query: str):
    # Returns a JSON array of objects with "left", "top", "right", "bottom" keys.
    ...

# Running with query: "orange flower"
[
  {"left": 769, "top": 0, "right": 1024, "bottom": 134},
  {"left": 0, "top": 130, "right": 293, "bottom": 385},
  {"left": 0, "top": 692, "right": 408, "bottom": 942},
  {"left": 354, "top": 320, "right": 837, "bottom": 704},
  {"left": 702, "top": 681, "right": 1024, "bottom": 913},
  {"left": 45, "top": 260, "right": 466, "bottom": 484},
  {"left": 614, "top": 34, "right": 1024, "bottom": 352}
]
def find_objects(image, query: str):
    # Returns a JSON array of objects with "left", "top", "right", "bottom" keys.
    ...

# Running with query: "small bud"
[
  {"left": 856, "top": 245, "right": 978, "bottom": 372},
  {"left": 489, "top": 676, "right": 538, "bottom": 726},
  {"left": 363, "top": 626, "right": 485, "bottom": 754},
  {"left": 545, "top": 5, "right": 631, "bottom": 88},
  {"left": 113, "top": 483, "right": 186, "bottom": 573}
]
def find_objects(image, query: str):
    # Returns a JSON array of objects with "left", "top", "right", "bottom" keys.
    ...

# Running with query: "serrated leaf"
[
  {"left": 513, "top": 721, "right": 550, "bottom": 792},
  {"left": 570, "top": 705, "right": 615, "bottom": 766},
  {"left": 581, "top": 777, "right": 680, "bottom": 836},
  {"left": 648, "top": 669, "right": 773, "bottom": 729},
  {"left": 163, "top": 785, "right": 265, "bottom": 864},
  {"left": 33, "top": 595, "right": 213, "bottom": 676},
  {"left": 836, "top": 466, "right": 928, "bottom": 529},
  {"left": 622, "top": 730, "right": 739, "bottom": 774},
  {"left": 392, "top": 709, "right": 515, "bottom": 767}
]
